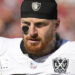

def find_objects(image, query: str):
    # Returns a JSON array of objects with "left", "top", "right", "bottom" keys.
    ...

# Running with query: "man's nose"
[{"left": 29, "top": 24, "right": 38, "bottom": 38}]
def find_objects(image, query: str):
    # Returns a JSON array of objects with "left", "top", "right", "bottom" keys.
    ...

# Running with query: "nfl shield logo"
[
  {"left": 53, "top": 57, "right": 69, "bottom": 73},
  {"left": 32, "top": 2, "right": 41, "bottom": 11},
  {"left": 30, "top": 62, "right": 37, "bottom": 69}
]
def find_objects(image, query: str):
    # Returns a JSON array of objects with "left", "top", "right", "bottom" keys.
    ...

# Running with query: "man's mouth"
[{"left": 28, "top": 39, "right": 40, "bottom": 43}]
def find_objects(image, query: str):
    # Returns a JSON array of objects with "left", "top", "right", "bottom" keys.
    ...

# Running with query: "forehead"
[{"left": 21, "top": 18, "right": 54, "bottom": 23}]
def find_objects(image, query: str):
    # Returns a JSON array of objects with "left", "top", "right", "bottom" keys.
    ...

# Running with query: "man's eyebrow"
[
  {"left": 35, "top": 22, "right": 49, "bottom": 26},
  {"left": 22, "top": 21, "right": 30, "bottom": 25}
]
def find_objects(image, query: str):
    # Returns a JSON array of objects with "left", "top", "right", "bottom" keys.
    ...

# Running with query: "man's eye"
[
  {"left": 22, "top": 26, "right": 29, "bottom": 34},
  {"left": 22, "top": 22, "right": 30, "bottom": 26},
  {"left": 35, "top": 23, "right": 48, "bottom": 28}
]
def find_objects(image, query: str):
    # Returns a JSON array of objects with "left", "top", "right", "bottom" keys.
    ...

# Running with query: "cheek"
[
  {"left": 38, "top": 26, "right": 54, "bottom": 40},
  {"left": 23, "top": 35, "right": 27, "bottom": 41},
  {"left": 45, "top": 29, "right": 54, "bottom": 40}
]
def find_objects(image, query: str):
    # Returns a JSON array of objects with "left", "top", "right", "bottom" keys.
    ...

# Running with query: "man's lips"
[{"left": 28, "top": 39, "right": 40, "bottom": 43}]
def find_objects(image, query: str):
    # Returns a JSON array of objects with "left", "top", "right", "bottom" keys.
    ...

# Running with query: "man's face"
[{"left": 21, "top": 18, "right": 59, "bottom": 56}]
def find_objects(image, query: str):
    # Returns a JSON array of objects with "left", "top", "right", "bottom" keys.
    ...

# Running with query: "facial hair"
[{"left": 23, "top": 33, "right": 55, "bottom": 57}]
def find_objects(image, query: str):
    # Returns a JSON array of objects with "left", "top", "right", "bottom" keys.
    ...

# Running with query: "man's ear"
[{"left": 55, "top": 19, "right": 60, "bottom": 29}]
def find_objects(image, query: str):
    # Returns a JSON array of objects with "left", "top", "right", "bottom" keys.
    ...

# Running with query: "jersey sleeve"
[
  {"left": 0, "top": 37, "right": 4, "bottom": 74},
  {"left": 0, "top": 37, "right": 7, "bottom": 56},
  {"left": 0, "top": 58, "right": 2, "bottom": 75}
]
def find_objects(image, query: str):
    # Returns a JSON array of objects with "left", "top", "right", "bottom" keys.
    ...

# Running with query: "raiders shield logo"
[
  {"left": 53, "top": 57, "right": 69, "bottom": 73},
  {"left": 32, "top": 2, "right": 41, "bottom": 11}
]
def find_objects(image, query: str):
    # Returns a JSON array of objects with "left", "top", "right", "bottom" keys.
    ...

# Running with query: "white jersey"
[{"left": 0, "top": 37, "right": 75, "bottom": 75}]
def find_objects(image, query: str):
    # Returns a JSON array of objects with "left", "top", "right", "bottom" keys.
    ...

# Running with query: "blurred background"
[
  {"left": 56, "top": 0, "right": 75, "bottom": 41},
  {"left": 0, "top": 0, "right": 75, "bottom": 40},
  {"left": 0, "top": 0, "right": 23, "bottom": 38}
]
